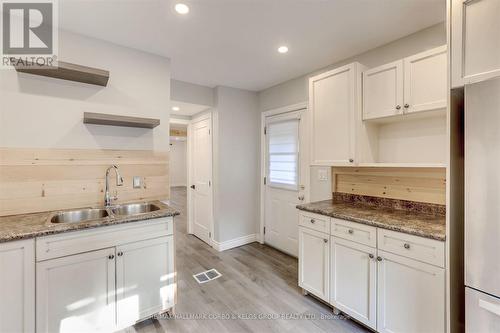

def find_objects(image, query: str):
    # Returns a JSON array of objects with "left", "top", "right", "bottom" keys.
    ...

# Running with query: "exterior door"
[
  {"left": 298, "top": 227, "right": 329, "bottom": 301},
  {"left": 264, "top": 111, "right": 303, "bottom": 256},
  {"left": 116, "top": 236, "right": 175, "bottom": 328},
  {"left": 190, "top": 115, "right": 213, "bottom": 245},
  {"left": 330, "top": 237, "right": 376, "bottom": 329},
  {"left": 36, "top": 248, "right": 116, "bottom": 333}
]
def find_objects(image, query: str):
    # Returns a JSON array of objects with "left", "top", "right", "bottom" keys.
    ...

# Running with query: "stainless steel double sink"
[{"left": 49, "top": 203, "right": 161, "bottom": 224}]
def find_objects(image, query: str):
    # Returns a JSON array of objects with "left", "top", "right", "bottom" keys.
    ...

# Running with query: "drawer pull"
[
  {"left": 323, "top": 239, "right": 328, "bottom": 243},
  {"left": 404, "top": 243, "right": 411, "bottom": 249},
  {"left": 108, "top": 254, "right": 115, "bottom": 260},
  {"left": 479, "top": 299, "right": 500, "bottom": 317},
  {"left": 377, "top": 256, "right": 383, "bottom": 262},
  {"left": 368, "top": 254, "right": 374, "bottom": 259},
  {"left": 348, "top": 229, "right": 354, "bottom": 234},
  {"left": 310, "top": 219, "right": 315, "bottom": 224}
]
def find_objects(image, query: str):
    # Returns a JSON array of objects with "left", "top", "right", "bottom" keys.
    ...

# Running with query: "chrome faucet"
[{"left": 104, "top": 165, "right": 124, "bottom": 207}]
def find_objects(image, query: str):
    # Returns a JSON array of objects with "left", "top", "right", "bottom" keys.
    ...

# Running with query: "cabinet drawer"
[
  {"left": 299, "top": 212, "right": 330, "bottom": 234},
  {"left": 377, "top": 229, "right": 444, "bottom": 267},
  {"left": 36, "top": 217, "right": 173, "bottom": 261},
  {"left": 330, "top": 218, "right": 377, "bottom": 247}
]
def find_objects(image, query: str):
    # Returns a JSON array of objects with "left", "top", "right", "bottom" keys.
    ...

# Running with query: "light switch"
[
  {"left": 133, "top": 176, "right": 142, "bottom": 189},
  {"left": 318, "top": 168, "right": 328, "bottom": 181}
]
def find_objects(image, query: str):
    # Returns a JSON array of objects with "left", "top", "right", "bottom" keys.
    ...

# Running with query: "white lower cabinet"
[
  {"left": 36, "top": 248, "right": 117, "bottom": 333},
  {"left": 0, "top": 239, "right": 35, "bottom": 333},
  {"left": 35, "top": 217, "right": 175, "bottom": 333},
  {"left": 298, "top": 211, "right": 445, "bottom": 332},
  {"left": 298, "top": 227, "right": 329, "bottom": 302},
  {"left": 377, "top": 250, "right": 445, "bottom": 333},
  {"left": 116, "top": 236, "right": 175, "bottom": 328},
  {"left": 330, "top": 236, "right": 376, "bottom": 329}
]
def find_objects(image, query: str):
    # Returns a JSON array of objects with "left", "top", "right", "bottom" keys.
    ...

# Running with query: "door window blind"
[{"left": 267, "top": 119, "right": 299, "bottom": 190}]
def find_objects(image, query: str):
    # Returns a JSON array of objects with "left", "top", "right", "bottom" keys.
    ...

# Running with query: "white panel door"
[
  {"left": 298, "top": 227, "right": 329, "bottom": 301},
  {"left": 451, "top": 0, "right": 500, "bottom": 87},
  {"left": 0, "top": 239, "right": 35, "bottom": 333},
  {"left": 36, "top": 248, "right": 116, "bottom": 333},
  {"left": 116, "top": 236, "right": 175, "bottom": 328},
  {"left": 264, "top": 114, "right": 303, "bottom": 256},
  {"left": 309, "top": 63, "right": 357, "bottom": 165},
  {"left": 191, "top": 116, "right": 213, "bottom": 245},
  {"left": 377, "top": 250, "right": 445, "bottom": 333},
  {"left": 363, "top": 60, "right": 404, "bottom": 120},
  {"left": 404, "top": 46, "right": 448, "bottom": 114},
  {"left": 330, "top": 237, "right": 376, "bottom": 329}
]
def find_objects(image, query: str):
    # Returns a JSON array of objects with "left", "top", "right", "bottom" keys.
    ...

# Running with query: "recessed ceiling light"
[
  {"left": 175, "top": 3, "right": 190, "bottom": 15},
  {"left": 172, "top": 106, "right": 180, "bottom": 111},
  {"left": 278, "top": 46, "right": 289, "bottom": 54}
]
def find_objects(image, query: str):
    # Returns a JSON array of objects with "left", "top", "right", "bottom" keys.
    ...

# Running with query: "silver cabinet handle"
[
  {"left": 396, "top": 105, "right": 401, "bottom": 110},
  {"left": 349, "top": 158, "right": 354, "bottom": 163},
  {"left": 310, "top": 219, "right": 315, "bottom": 224},
  {"left": 323, "top": 239, "right": 328, "bottom": 243},
  {"left": 369, "top": 254, "right": 374, "bottom": 259},
  {"left": 404, "top": 103, "right": 410, "bottom": 108},
  {"left": 108, "top": 254, "right": 115, "bottom": 260},
  {"left": 404, "top": 243, "right": 410, "bottom": 249},
  {"left": 377, "top": 256, "right": 383, "bottom": 262},
  {"left": 117, "top": 251, "right": 123, "bottom": 257},
  {"left": 348, "top": 229, "right": 354, "bottom": 234}
]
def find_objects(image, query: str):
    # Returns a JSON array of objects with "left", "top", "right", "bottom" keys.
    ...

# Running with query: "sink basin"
[
  {"left": 110, "top": 203, "right": 161, "bottom": 216},
  {"left": 50, "top": 209, "right": 109, "bottom": 224}
]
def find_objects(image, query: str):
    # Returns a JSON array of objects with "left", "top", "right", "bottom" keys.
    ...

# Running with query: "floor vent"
[{"left": 193, "top": 269, "right": 222, "bottom": 284}]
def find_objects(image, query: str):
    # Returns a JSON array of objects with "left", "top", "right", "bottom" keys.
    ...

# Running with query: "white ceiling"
[
  {"left": 170, "top": 101, "right": 210, "bottom": 117},
  {"left": 58, "top": 0, "right": 445, "bottom": 91}
]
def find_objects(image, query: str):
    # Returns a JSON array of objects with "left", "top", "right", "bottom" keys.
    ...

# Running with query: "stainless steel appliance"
[{"left": 465, "top": 77, "right": 500, "bottom": 332}]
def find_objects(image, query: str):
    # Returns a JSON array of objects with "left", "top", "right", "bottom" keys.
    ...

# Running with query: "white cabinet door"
[
  {"left": 36, "top": 248, "right": 116, "bottom": 333},
  {"left": 330, "top": 237, "right": 376, "bottom": 329},
  {"left": 0, "top": 239, "right": 35, "bottom": 333},
  {"left": 116, "top": 236, "right": 175, "bottom": 328},
  {"left": 451, "top": 0, "right": 500, "bottom": 87},
  {"left": 363, "top": 60, "right": 404, "bottom": 120},
  {"left": 404, "top": 46, "right": 447, "bottom": 114},
  {"left": 377, "top": 250, "right": 445, "bottom": 333},
  {"left": 298, "top": 227, "right": 329, "bottom": 301},
  {"left": 309, "top": 63, "right": 359, "bottom": 165}
]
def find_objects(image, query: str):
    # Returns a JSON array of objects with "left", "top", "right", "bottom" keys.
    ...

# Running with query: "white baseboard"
[{"left": 212, "top": 234, "right": 258, "bottom": 252}]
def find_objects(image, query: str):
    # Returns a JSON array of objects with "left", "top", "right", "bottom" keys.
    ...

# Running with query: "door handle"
[{"left": 190, "top": 185, "right": 195, "bottom": 189}]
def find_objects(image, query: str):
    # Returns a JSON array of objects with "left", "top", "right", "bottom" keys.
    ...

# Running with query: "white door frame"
[
  {"left": 187, "top": 111, "right": 214, "bottom": 247},
  {"left": 260, "top": 102, "right": 309, "bottom": 244}
]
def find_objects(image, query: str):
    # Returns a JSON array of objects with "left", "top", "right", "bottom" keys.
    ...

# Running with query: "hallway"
[{"left": 123, "top": 186, "right": 368, "bottom": 333}]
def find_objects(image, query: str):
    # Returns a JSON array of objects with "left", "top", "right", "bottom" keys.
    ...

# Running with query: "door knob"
[
  {"left": 190, "top": 185, "right": 195, "bottom": 189},
  {"left": 369, "top": 254, "right": 374, "bottom": 259},
  {"left": 108, "top": 254, "right": 115, "bottom": 260},
  {"left": 396, "top": 105, "right": 401, "bottom": 110},
  {"left": 404, "top": 104, "right": 410, "bottom": 109},
  {"left": 377, "top": 256, "right": 383, "bottom": 262}
]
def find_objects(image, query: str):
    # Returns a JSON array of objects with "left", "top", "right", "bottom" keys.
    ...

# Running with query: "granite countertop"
[
  {"left": 0, "top": 201, "right": 180, "bottom": 243},
  {"left": 297, "top": 198, "right": 445, "bottom": 241}
]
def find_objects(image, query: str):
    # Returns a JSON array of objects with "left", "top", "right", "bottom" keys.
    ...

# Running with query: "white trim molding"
[{"left": 212, "top": 234, "right": 259, "bottom": 252}]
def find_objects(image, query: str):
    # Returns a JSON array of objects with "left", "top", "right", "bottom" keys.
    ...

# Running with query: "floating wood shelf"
[
  {"left": 83, "top": 112, "right": 160, "bottom": 129},
  {"left": 14, "top": 60, "right": 109, "bottom": 86}
]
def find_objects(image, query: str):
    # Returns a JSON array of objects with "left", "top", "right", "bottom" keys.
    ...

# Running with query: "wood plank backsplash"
[
  {"left": 0, "top": 148, "right": 169, "bottom": 216},
  {"left": 332, "top": 167, "right": 446, "bottom": 205}
]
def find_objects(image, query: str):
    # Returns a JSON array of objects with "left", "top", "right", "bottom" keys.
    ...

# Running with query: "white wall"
[
  {"left": 258, "top": 23, "right": 447, "bottom": 200},
  {"left": 169, "top": 139, "right": 187, "bottom": 187},
  {"left": 0, "top": 30, "right": 171, "bottom": 151},
  {"left": 212, "top": 86, "right": 260, "bottom": 243},
  {"left": 171, "top": 79, "right": 215, "bottom": 107}
]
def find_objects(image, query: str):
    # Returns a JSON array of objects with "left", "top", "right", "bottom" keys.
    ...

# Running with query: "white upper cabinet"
[
  {"left": 309, "top": 63, "right": 363, "bottom": 166},
  {"left": 0, "top": 240, "right": 35, "bottom": 333},
  {"left": 363, "top": 46, "right": 447, "bottom": 121},
  {"left": 404, "top": 46, "right": 447, "bottom": 114},
  {"left": 363, "top": 60, "right": 404, "bottom": 120},
  {"left": 451, "top": 0, "right": 500, "bottom": 87}
]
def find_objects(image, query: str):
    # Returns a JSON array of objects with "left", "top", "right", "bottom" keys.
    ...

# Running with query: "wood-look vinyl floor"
[{"left": 121, "top": 186, "right": 369, "bottom": 333}]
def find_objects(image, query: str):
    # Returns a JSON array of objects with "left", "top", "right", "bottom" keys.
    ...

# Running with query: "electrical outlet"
[
  {"left": 318, "top": 168, "right": 328, "bottom": 181},
  {"left": 133, "top": 176, "right": 142, "bottom": 189}
]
